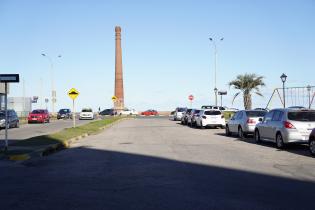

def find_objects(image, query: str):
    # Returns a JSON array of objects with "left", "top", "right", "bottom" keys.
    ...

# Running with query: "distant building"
[{"left": 7, "top": 97, "right": 32, "bottom": 117}]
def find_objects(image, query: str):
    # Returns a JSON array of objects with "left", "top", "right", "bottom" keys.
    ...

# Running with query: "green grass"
[
  {"left": 11, "top": 116, "right": 123, "bottom": 148},
  {"left": 223, "top": 111, "right": 236, "bottom": 120}
]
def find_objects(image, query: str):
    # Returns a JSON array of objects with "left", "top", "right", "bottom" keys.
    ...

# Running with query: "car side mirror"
[{"left": 259, "top": 118, "right": 263, "bottom": 122}]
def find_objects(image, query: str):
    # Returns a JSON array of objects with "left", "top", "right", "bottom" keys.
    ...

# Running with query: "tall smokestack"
[{"left": 114, "top": 26, "right": 124, "bottom": 111}]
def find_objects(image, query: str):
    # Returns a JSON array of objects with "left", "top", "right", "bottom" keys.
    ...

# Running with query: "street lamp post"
[
  {"left": 280, "top": 73, "right": 287, "bottom": 108},
  {"left": 209, "top": 37, "right": 224, "bottom": 106},
  {"left": 41, "top": 53, "right": 61, "bottom": 115},
  {"left": 307, "top": 85, "right": 311, "bottom": 109}
]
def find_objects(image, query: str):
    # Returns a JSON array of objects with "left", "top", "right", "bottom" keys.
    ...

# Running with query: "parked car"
[
  {"left": 195, "top": 109, "right": 225, "bottom": 129},
  {"left": 141, "top": 110, "right": 158, "bottom": 116},
  {"left": 120, "top": 108, "right": 138, "bottom": 115},
  {"left": 309, "top": 128, "right": 315, "bottom": 156},
  {"left": 169, "top": 111, "right": 175, "bottom": 120},
  {"left": 79, "top": 108, "right": 94, "bottom": 120},
  {"left": 173, "top": 107, "right": 187, "bottom": 121},
  {"left": 28, "top": 109, "right": 50, "bottom": 123},
  {"left": 254, "top": 108, "right": 315, "bottom": 148},
  {"left": 0, "top": 109, "right": 19, "bottom": 129},
  {"left": 188, "top": 109, "right": 201, "bottom": 127},
  {"left": 226, "top": 110, "right": 267, "bottom": 138},
  {"left": 181, "top": 109, "right": 192, "bottom": 125},
  {"left": 57, "top": 109, "right": 72, "bottom": 119},
  {"left": 99, "top": 109, "right": 115, "bottom": 116}
]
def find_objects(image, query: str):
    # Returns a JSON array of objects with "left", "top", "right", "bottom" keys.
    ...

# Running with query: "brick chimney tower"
[{"left": 114, "top": 26, "right": 124, "bottom": 111}]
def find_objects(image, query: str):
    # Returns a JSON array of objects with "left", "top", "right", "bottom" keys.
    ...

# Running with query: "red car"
[
  {"left": 141, "top": 110, "right": 158, "bottom": 116},
  {"left": 28, "top": 109, "right": 50, "bottom": 123}
]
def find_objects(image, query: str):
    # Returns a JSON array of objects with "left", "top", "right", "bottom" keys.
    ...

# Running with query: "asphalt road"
[
  {"left": 0, "top": 117, "right": 314, "bottom": 210},
  {"left": 0, "top": 118, "right": 97, "bottom": 146}
]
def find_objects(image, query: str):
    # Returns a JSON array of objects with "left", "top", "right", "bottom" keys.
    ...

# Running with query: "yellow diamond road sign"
[
  {"left": 68, "top": 88, "right": 79, "bottom": 100},
  {"left": 112, "top": 96, "right": 117, "bottom": 101}
]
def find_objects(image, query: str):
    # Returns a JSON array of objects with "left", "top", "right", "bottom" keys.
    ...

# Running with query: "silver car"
[
  {"left": 254, "top": 108, "right": 315, "bottom": 148},
  {"left": 181, "top": 108, "right": 192, "bottom": 125},
  {"left": 188, "top": 109, "right": 201, "bottom": 127},
  {"left": 173, "top": 107, "right": 187, "bottom": 121},
  {"left": 226, "top": 110, "right": 267, "bottom": 138}
]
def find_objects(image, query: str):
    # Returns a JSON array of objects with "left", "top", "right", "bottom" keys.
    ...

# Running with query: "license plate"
[{"left": 303, "top": 136, "right": 309, "bottom": 140}]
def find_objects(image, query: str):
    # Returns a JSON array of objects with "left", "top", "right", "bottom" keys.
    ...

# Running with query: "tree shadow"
[{"left": 0, "top": 146, "right": 314, "bottom": 210}]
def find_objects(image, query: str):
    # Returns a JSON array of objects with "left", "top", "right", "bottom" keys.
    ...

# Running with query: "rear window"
[
  {"left": 201, "top": 106, "right": 213, "bottom": 109},
  {"left": 32, "top": 110, "right": 44, "bottom": 114},
  {"left": 246, "top": 111, "right": 266, "bottom": 117},
  {"left": 204, "top": 111, "right": 221, "bottom": 115},
  {"left": 288, "top": 111, "right": 315, "bottom": 122},
  {"left": 59, "top": 109, "right": 70, "bottom": 114},
  {"left": 0, "top": 112, "right": 4, "bottom": 118},
  {"left": 177, "top": 108, "right": 186, "bottom": 112},
  {"left": 82, "top": 109, "right": 92, "bottom": 112},
  {"left": 194, "top": 110, "right": 201, "bottom": 114}
]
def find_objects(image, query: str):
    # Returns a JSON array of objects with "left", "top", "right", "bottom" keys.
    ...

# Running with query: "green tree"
[{"left": 229, "top": 73, "right": 265, "bottom": 110}]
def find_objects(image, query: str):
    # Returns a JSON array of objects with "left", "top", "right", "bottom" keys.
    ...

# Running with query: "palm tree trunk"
[{"left": 243, "top": 92, "right": 252, "bottom": 110}]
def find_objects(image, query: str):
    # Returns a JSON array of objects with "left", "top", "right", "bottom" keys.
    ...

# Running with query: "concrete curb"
[{"left": 6, "top": 117, "right": 130, "bottom": 161}]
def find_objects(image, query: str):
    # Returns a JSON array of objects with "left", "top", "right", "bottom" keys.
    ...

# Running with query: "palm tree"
[{"left": 229, "top": 73, "right": 265, "bottom": 110}]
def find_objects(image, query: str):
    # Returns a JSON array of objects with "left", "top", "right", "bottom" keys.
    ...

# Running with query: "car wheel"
[
  {"left": 225, "top": 126, "right": 231, "bottom": 136},
  {"left": 16, "top": 121, "right": 19, "bottom": 128},
  {"left": 238, "top": 127, "right": 244, "bottom": 139},
  {"left": 254, "top": 129, "right": 261, "bottom": 143},
  {"left": 309, "top": 139, "right": 315, "bottom": 156},
  {"left": 276, "top": 133, "right": 285, "bottom": 149}
]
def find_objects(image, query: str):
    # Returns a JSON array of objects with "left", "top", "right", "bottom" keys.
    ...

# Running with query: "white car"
[
  {"left": 173, "top": 107, "right": 187, "bottom": 121},
  {"left": 79, "top": 108, "right": 94, "bottom": 120},
  {"left": 226, "top": 110, "right": 267, "bottom": 138},
  {"left": 195, "top": 109, "right": 225, "bottom": 129},
  {"left": 120, "top": 108, "right": 138, "bottom": 115}
]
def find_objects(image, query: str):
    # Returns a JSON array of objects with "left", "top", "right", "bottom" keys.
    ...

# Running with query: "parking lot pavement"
[
  {"left": 0, "top": 118, "right": 97, "bottom": 145},
  {"left": 0, "top": 117, "right": 314, "bottom": 210}
]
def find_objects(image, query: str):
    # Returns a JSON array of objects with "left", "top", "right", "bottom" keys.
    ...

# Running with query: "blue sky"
[{"left": 0, "top": 0, "right": 314, "bottom": 111}]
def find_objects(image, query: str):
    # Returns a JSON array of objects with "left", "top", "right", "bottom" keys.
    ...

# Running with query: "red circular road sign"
[{"left": 188, "top": 95, "right": 194, "bottom": 101}]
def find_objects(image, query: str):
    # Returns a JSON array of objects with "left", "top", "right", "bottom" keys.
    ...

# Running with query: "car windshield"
[
  {"left": 246, "top": 111, "right": 266, "bottom": 117},
  {"left": 204, "top": 111, "right": 221, "bottom": 115},
  {"left": 82, "top": 109, "right": 92, "bottom": 112},
  {"left": 32, "top": 110, "right": 45, "bottom": 114},
  {"left": 59, "top": 109, "right": 70, "bottom": 114},
  {"left": 177, "top": 108, "right": 186, "bottom": 112},
  {"left": 288, "top": 111, "right": 315, "bottom": 122}
]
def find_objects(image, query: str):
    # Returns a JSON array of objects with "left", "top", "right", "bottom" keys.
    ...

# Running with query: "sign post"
[
  {"left": 68, "top": 88, "right": 79, "bottom": 128},
  {"left": 0, "top": 74, "right": 20, "bottom": 151},
  {"left": 218, "top": 90, "right": 227, "bottom": 107},
  {"left": 112, "top": 96, "right": 117, "bottom": 115},
  {"left": 188, "top": 94, "right": 194, "bottom": 108}
]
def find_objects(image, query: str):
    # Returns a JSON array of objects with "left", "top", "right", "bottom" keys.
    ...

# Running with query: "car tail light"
[
  {"left": 247, "top": 118, "right": 256, "bottom": 124},
  {"left": 221, "top": 115, "right": 225, "bottom": 119},
  {"left": 284, "top": 121, "right": 295, "bottom": 129},
  {"left": 202, "top": 116, "right": 207, "bottom": 119}
]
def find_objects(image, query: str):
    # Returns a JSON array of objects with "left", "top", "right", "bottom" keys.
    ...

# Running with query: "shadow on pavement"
[{"left": 0, "top": 147, "right": 314, "bottom": 210}]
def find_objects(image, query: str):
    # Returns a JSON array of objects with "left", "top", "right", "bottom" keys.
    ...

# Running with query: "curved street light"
[
  {"left": 280, "top": 73, "right": 287, "bottom": 108},
  {"left": 41, "top": 53, "right": 62, "bottom": 114},
  {"left": 209, "top": 37, "right": 224, "bottom": 106}
]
